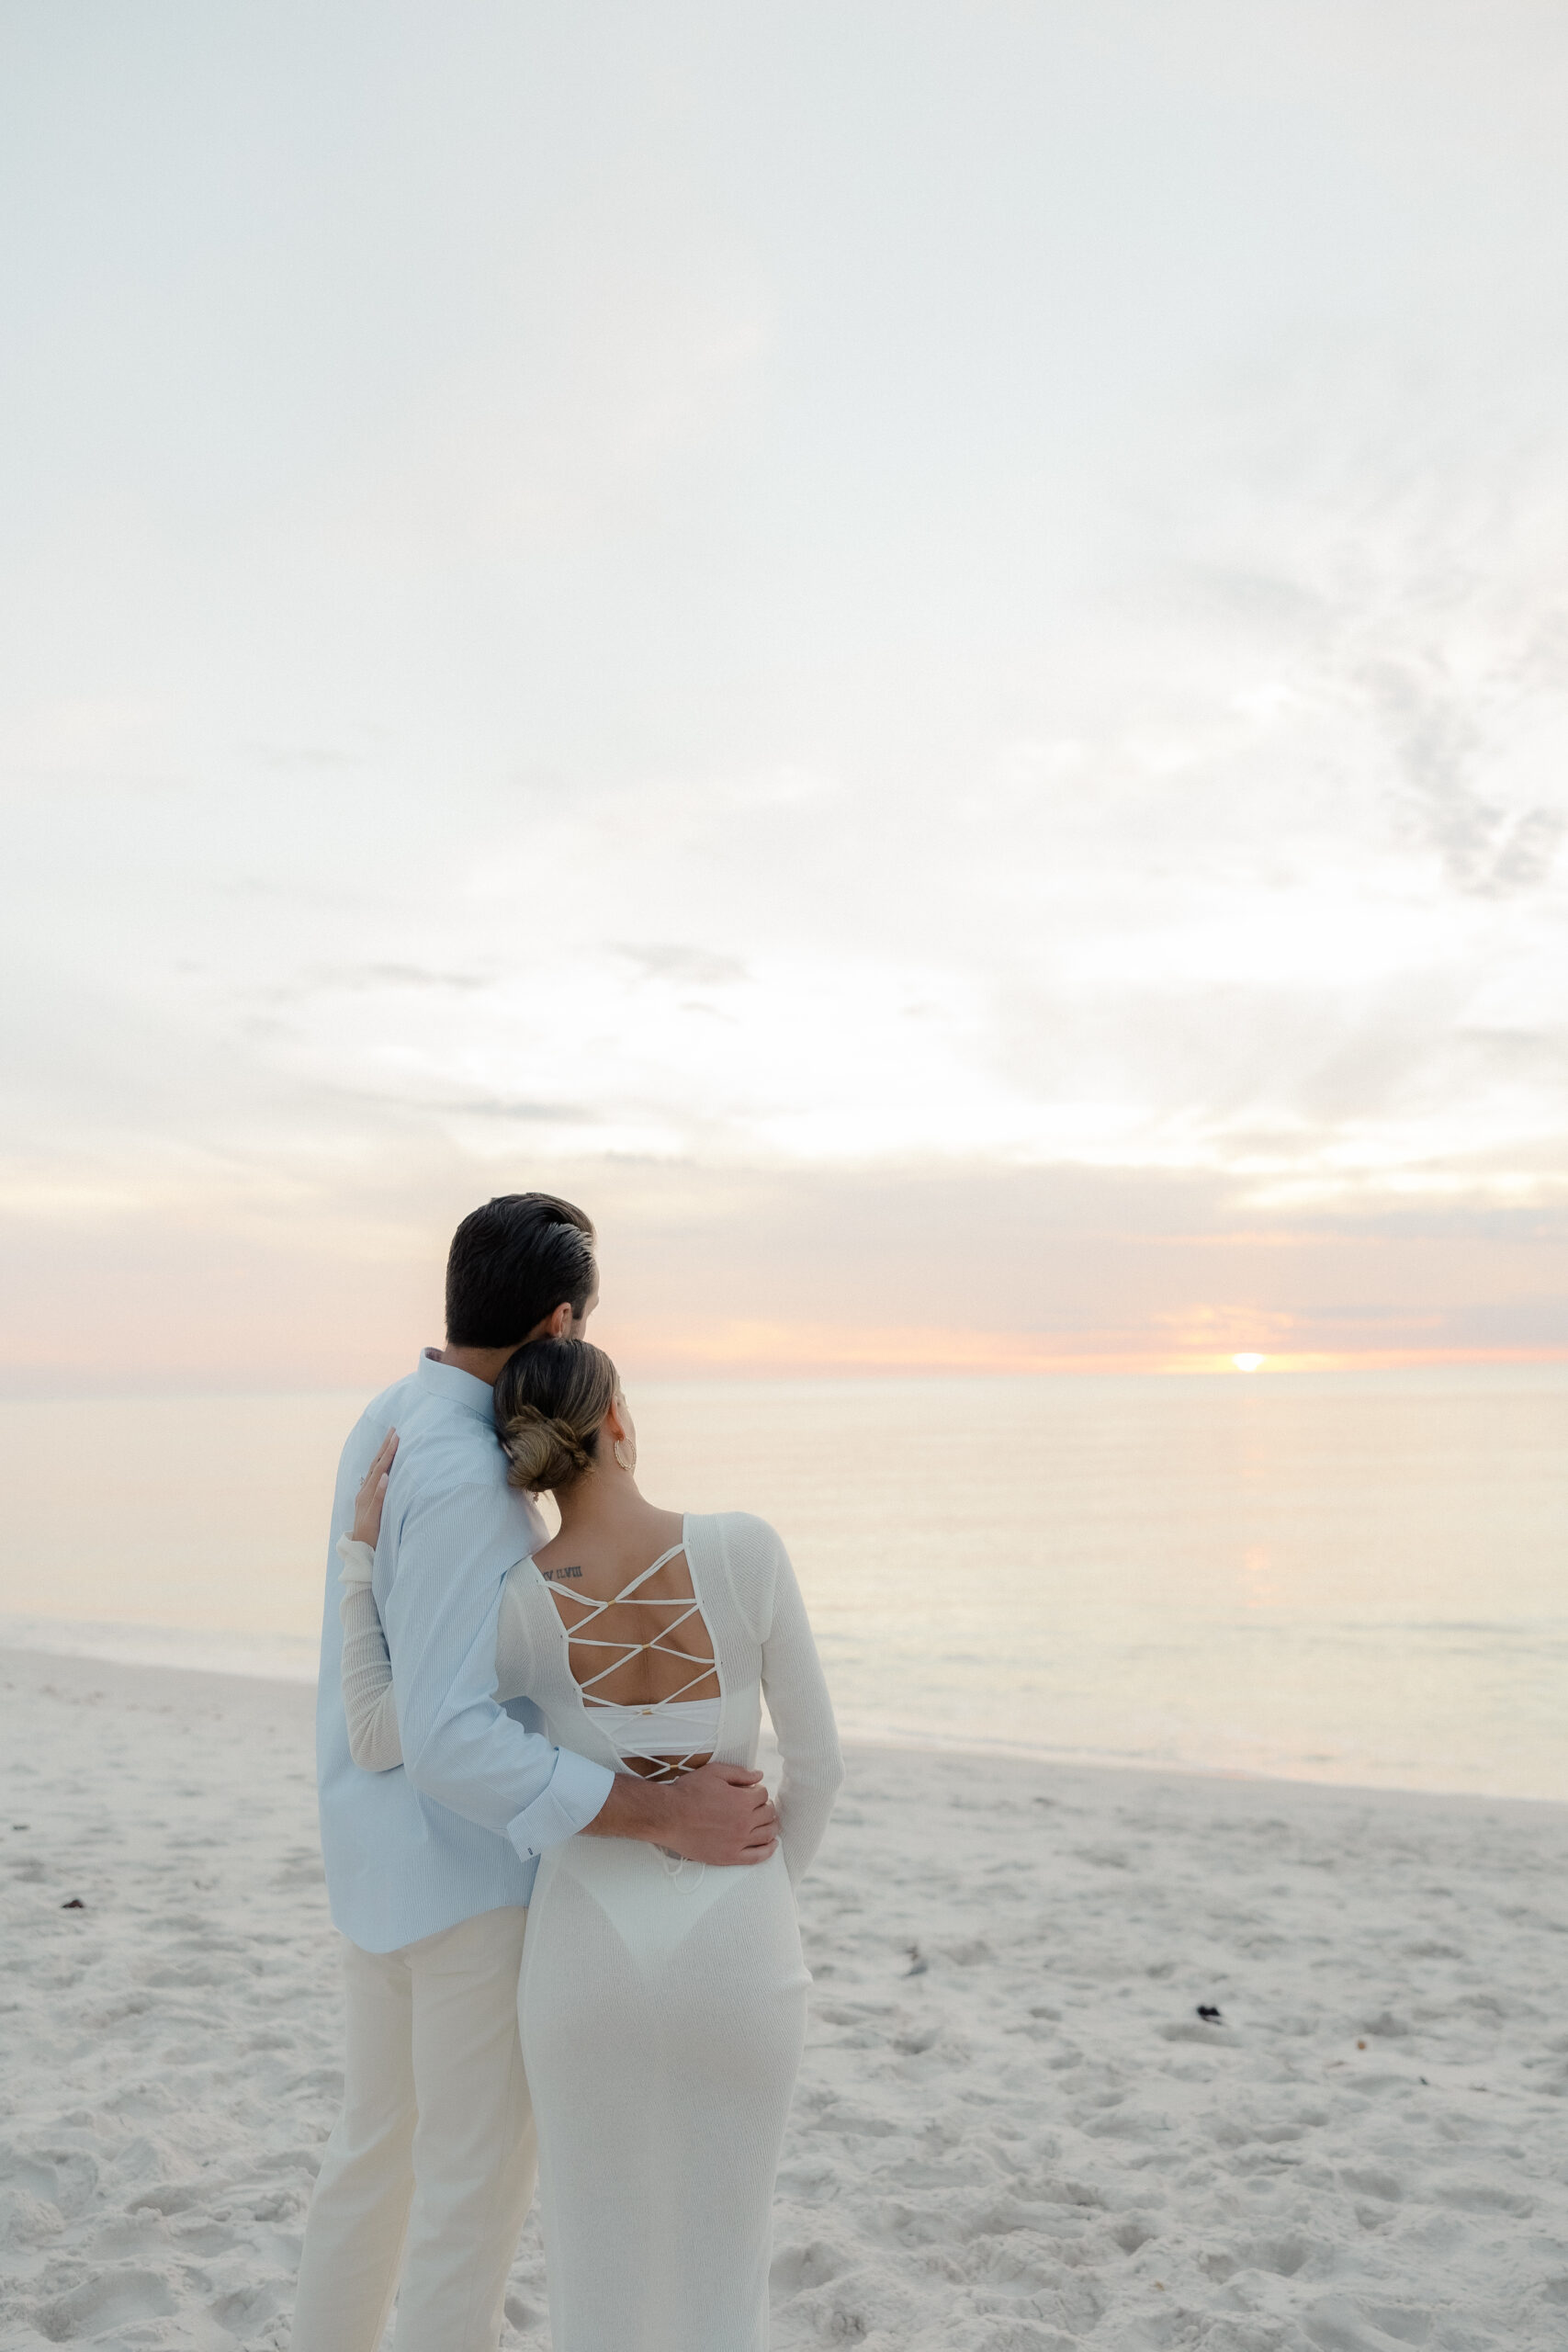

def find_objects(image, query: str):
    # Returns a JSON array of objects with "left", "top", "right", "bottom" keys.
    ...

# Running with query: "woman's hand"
[{"left": 351, "top": 1430, "right": 399, "bottom": 1549}]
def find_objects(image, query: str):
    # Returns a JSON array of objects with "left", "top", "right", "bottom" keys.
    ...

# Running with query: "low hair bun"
[
  {"left": 501, "top": 1405, "right": 595, "bottom": 1493},
  {"left": 492, "top": 1335, "right": 621, "bottom": 1495}
]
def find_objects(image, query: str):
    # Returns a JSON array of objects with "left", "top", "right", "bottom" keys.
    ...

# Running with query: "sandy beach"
[{"left": 2, "top": 1647, "right": 1565, "bottom": 2352}]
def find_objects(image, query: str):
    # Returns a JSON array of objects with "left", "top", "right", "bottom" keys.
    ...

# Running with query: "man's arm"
[
  {"left": 385, "top": 1481, "right": 778, "bottom": 1866},
  {"left": 385, "top": 1481, "right": 614, "bottom": 1860}
]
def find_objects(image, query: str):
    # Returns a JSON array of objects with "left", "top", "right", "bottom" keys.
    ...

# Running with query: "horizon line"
[{"left": 1, "top": 1340, "right": 1564, "bottom": 1404}]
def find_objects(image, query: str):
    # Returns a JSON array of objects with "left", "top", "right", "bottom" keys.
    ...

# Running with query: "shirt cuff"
[{"left": 505, "top": 1746, "right": 617, "bottom": 1861}]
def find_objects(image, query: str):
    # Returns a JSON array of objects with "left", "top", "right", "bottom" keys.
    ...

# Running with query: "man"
[{"left": 293, "top": 1193, "right": 776, "bottom": 2352}]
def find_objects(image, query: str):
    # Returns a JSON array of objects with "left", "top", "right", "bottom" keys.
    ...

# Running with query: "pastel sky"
[{"left": 4, "top": 1, "right": 1568, "bottom": 1387}]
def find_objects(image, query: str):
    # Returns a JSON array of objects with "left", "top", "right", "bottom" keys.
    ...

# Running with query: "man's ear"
[{"left": 547, "top": 1301, "right": 574, "bottom": 1339}]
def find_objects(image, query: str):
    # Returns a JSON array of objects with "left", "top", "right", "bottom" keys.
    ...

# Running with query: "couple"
[{"left": 291, "top": 1193, "right": 843, "bottom": 2352}]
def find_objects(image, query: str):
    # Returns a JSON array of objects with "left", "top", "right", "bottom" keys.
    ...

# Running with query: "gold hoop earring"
[{"left": 613, "top": 1438, "right": 635, "bottom": 1472}]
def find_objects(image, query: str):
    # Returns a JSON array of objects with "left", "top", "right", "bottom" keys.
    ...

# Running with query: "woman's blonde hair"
[{"left": 493, "top": 1336, "right": 620, "bottom": 1494}]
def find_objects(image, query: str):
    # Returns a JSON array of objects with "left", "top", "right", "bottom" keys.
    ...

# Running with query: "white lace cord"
[
  {"left": 549, "top": 1543, "right": 721, "bottom": 1888},
  {"left": 660, "top": 1850, "right": 706, "bottom": 1890},
  {"left": 548, "top": 1544, "right": 721, "bottom": 1781}
]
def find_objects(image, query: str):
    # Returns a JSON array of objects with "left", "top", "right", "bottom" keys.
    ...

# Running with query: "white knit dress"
[{"left": 337, "top": 1510, "right": 842, "bottom": 2352}]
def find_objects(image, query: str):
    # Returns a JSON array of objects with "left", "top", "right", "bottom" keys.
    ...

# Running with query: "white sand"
[{"left": 2, "top": 1649, "right": 1565, "bottom": 2352}]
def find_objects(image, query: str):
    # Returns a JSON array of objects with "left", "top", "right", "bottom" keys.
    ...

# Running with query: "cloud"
[
  {"left": 3, "top": 1148, "right": 1563, "bottom": 1391},
  {"left": 1360, "top": 650, "right": 1567, "bottom": 899},
  {"left": 254, "top": 744, "right": 367, "bottom": 772},
  {"left": 3, "top": 5, "right": 1568, "bottom": 1378},
  {"left": 314, "top": 964, "right": 493, "bottom": 995},
  {"left": 617, "top": 944, "right": 750, "bottom": 988}
]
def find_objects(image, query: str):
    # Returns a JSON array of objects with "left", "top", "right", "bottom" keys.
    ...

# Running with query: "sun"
[{"left": 1232, "top": 1352, "right": 1267, "bottom": 1373}]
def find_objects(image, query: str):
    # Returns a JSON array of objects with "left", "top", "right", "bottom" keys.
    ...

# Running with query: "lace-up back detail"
[{"left": 543, "top": 1539, "right": 722, "bottom": 1780}]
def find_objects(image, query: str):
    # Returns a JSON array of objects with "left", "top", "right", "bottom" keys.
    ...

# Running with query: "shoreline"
[{"left": 4, "top": 1635, "right": 1565, "bottom": 1815}]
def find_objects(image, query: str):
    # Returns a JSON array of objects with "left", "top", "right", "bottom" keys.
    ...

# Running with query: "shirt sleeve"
[
  {"left": 756, "top": 1526, "right": 844, "bottom": 1884},
  {"left": 382, "top": 1477, "right": 615, "bottom": 1860}
]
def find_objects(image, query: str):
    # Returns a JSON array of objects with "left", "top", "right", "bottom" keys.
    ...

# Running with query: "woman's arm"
[
  {"left": 756, "top": 1526, "right": 843, "bottom": 1884},
  {"left": 338, "top": 1431, "right": 405, "bottom": 1774},
  {"left": 339, "top": 1541, "right": 405, "bottom": 1773}
]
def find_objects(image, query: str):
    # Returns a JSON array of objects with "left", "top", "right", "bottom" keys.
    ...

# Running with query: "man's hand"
[{"left": 587, "top": 1761, "right": 779, "bottom": 1866}]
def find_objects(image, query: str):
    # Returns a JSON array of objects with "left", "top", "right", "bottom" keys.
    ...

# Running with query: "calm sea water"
[{"left": 1, "top": 1368, "right": 1562, "bottom": 1801}]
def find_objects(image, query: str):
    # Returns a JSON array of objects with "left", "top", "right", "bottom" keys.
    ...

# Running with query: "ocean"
[{"left": 2, "top": 1366, "right": 1562, "bottom": 1802}]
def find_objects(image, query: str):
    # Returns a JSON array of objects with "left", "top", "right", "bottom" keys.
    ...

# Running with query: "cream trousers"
[{"left": 291, "top": 1905, "right": 535, "bottom": 2352}]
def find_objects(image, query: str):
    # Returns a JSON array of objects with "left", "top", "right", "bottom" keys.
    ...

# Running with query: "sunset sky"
[{"left": 4, "top": 1, "right": 1567, "bottom": 1388}]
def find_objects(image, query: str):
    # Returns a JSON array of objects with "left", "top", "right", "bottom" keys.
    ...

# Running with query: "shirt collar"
[{"left": 414, "top": 1346, "right": 499, "bottom": 1424}]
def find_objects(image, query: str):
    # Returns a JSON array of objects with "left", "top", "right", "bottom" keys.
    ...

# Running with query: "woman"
[{"left": 337, "top": 1336, "right": 842, "bottom": 2352}]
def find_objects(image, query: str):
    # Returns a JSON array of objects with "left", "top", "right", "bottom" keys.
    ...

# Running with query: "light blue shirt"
[{"left": 316, "top": 1350, "right": 616, "bottom": 1952}]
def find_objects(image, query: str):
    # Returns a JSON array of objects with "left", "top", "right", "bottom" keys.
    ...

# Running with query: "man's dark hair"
[{"left": 445, "top": 1193, "right": 597, "bottom": 1348}]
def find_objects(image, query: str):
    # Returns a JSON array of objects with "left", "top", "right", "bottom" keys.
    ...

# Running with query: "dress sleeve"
[
  {"left": 335, "top": 1536, "right": 405, "bottom": 1773},
  {"left": 756, "top": 1527, "right": 843, "bottom": 1884}
]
